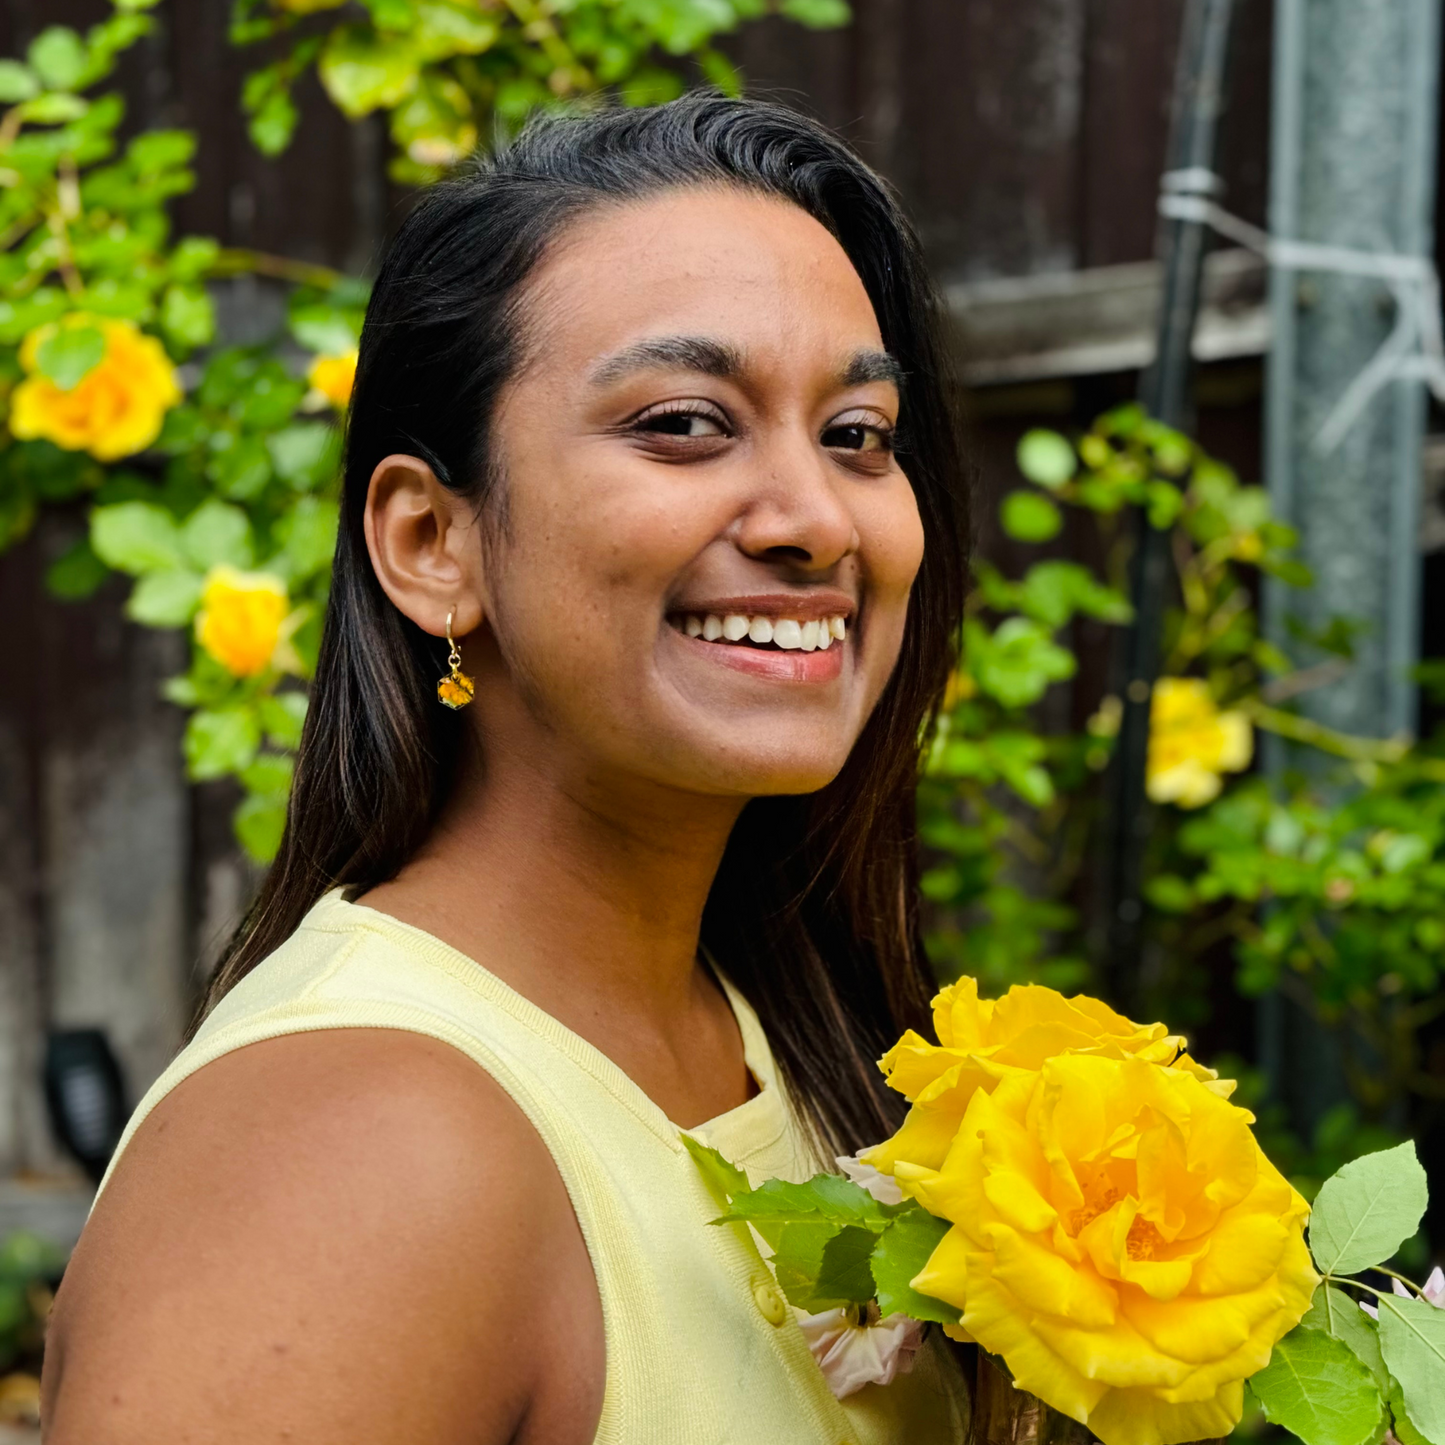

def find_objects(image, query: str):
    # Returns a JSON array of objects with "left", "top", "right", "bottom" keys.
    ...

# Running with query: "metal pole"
[
  {"left": 1098, "top": 0, "right": 1238, "bottom": 1009},
  {"left": 1261, "top": 0, "right": 1441, "bottom": 1130}
]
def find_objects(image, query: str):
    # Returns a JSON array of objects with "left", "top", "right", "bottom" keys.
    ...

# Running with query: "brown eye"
[
  {"left": 639, "top": 410, "right": 727, "bottom": 438},
  {"left": 822, "top": 421, "right": 893, "bottom": 453}
]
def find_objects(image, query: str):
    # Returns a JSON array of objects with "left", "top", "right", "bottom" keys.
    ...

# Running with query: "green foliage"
[
  {"left": 1309, "top": 1141, "right": 1429, "bottom": 1275},
  {"left": 1248, "top": 1329, "right": 1388, "bottom": 1445},
  {"left": 0, "top": 1231, "right": 65, "bottom": 1371},
  {"left": 232, "top": 0, "right": 851, "bottom": 180},
  {"left": 690, "top": 1138, "right": 960, "bottom": 1322},
  {"left": 1249, "top": 1144, "right": 1442, "bottom": 1445}
]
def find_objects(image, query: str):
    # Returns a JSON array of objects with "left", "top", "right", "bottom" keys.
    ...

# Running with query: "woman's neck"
[{"left": 356, "top": 741, "right": 755, "bottom": 1124}]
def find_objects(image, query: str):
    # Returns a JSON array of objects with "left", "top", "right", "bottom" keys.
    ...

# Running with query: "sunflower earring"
[{"left": 437, "top": 607, "right": 475, "bottom": 710}]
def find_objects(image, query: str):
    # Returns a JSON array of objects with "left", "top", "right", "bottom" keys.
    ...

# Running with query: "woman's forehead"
[{"left": 516, "top": 188, "right": 885, "bottom": 378}]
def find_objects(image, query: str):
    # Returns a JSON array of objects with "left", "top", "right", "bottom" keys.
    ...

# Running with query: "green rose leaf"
[
  {"left": 258, "top": 691, "right": 308, "bottom": 750},
  {"left": 871, "top": 1206, "right": 957, "bottom": 1324},
  {"left": 249, "top": 87, "right": 299, "bottom": 157},
  {"left": 234, "top": 790, "right": 287, "bottom": 863},
  {"left": 277, "top": 496, "right": 339, "bottom": 581},
  {"left": 319, "top": 26, "right": 422, "bottom": 118},
  {"left": 18, "top": 92, "right": 86, "bottom": 123},
  {"left": 1016, "top": 429, "right": 1077, "bottom": 489},
  {"left": 778, "top": 0, "right": 851, "bottom": 26},
  {"left": 35, "top": 325, "right": 105, "bottom": 391},
  {"left": 1389, "top": 1377, "right": 1433, "bottom": 1445},
  {"left": 182, "top": 500, "right": 253, "bottom": 571},
  {"left": 0, "top": 61, "right": 40, "bottom": 103},
  {"left": 239, "top": 752, "right": 295, "bottom": 800},
  {"left": 184, "top": 706, "right": 261, "bottom": 781},
  {"left": 772, "top": 1221, "right": 846, "bottom": 1306},
  {"left": 161, "top": 284, "right": 216, "bottom": 350},
  {"left": 267, "top": 422, "right": 339, "bottom": 491},
  {"left": 1376, "top": 1293, "right": 1445, "bottom": 1445},
  {"left": 713, "top": 1172, "right": 894, "bottom": 1231},
  {"left": 91, "top": 501, "right": 186, "bottom": 575},
  {"left": 44, "top": 539, "right": 110, "bottom": 600},
  {"left": 413, "top": 0, "right": 500, "bottom": 60},
  {"left": 810, "top": 1225, "right": 880, "bottom": 1309},
  {"left": 126, "top": 568, "right": 204, "bottom": 627},
  {"left": 28, "top": 26, "right": 86, "bottom": 91},
  {"left": 1308, "top": 1142, "right": 1428, "bottom": 1274},
  {"left": 681, "top": 1135, "right": 750, "bottom": 1205},
  {"left": 1300, "top": 1285, "right": 1389, "bottom": 1391},
  {"left": 1000, "top": 490, "right": 1064, "bottom": 543},
  {"left": 289, "top": 307, "right": 359, "bottom": 357},
  {"left": 1248, "top": 1327, "right": 1387, "bottom": 1445}
]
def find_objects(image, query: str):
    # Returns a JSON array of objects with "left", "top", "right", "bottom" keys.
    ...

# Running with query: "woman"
[{"left": 43, "top": 95, "right": 971, "bottom": 1443}]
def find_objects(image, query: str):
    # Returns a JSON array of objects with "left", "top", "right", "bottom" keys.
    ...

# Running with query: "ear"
[{"left": 363, "top": 454, "right": 486, "bottom": 639}]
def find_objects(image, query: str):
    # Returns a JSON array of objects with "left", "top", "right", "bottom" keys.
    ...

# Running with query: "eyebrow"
[
  {"left": 841, "top": 348, "right": 906, "bottom": 392},
  {"left": 590, "top": 336, "right": 743, "bottom": 386},
  {"left": 588, "top": 335, "right": 906, "bottom": 393}
]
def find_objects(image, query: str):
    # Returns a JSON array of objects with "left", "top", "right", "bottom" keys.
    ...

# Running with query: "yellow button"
[{"left": 753, "top": 1280, "right": 789, "bottom": 1327}]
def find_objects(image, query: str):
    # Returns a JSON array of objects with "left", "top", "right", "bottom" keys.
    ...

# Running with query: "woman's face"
[{"left": 473, "top": 187, "right": 925, "bottom": 800}]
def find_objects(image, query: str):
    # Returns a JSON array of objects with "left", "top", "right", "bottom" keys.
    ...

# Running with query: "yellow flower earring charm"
[{"left": 437, "top": 608, "right": 475, "bottom": 710}]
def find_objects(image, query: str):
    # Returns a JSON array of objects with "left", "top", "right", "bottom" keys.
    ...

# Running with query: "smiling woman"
[{"left": 41, "top": 97, "right": 971, "bottom": 1445}]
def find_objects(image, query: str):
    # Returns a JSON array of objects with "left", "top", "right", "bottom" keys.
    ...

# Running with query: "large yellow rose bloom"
[
  {"left": 10, "top": 317, "right": 181, "bottom": 462},
  {"left": 195, "top": 567, "right": 290, "bottom": 678},
  {"left": 896, "top": 1056, "right": 1316, "bottom": 1445},
  {"left": 865, "top": 978, "right": 1228, "bottom": 1178},
  {"left": 1146, "top": 678, "right": 1252, "bottom": 809}
]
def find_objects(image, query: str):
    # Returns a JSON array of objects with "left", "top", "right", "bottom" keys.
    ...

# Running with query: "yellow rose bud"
[
  {"left": 1146, "top": 678, "right": 1252, "bottom": 810},
  {"left": 195, "top": 567, "right": 290, "bottom": 678},
  {"left": 893, "top": 1055, "right": 1316, "bottom": 1445},
  {"left": 307, "top": 350, "right": 357, "bottom": 410},
  {"left": 10, "top": 316, "right": 182, "bottom": 462},
  {"left": 865, "top": 978, "right": 1226, "bottom": 1179}
]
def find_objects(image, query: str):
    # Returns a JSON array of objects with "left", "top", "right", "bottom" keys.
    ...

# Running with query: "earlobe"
[{"left": 363, "top": 453, "right": 486, "bottom": 640}]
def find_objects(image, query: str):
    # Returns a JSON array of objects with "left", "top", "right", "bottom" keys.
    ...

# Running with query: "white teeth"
[
  {"left": 679, "top": 610, "right": 851, "bottom": 651},
  {"left": 772, "top": 619, "right": 803, "bottom": 650}
]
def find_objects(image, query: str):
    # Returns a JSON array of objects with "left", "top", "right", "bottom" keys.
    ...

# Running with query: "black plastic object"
[{"left": 43, "top": 1029, "right": 128, "bottom": 1183}]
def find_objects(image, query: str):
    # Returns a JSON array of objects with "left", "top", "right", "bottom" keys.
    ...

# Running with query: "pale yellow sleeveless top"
[{"left": 103, "top": 893, "right": 969, "bottom": 1444}]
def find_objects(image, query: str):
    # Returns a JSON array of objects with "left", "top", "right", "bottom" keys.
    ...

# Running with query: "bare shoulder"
[{"left": 44, "top": 1028, "right": 603, "bottom": 1445}]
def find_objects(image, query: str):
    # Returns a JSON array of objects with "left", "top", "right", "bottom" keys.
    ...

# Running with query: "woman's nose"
[{"left": 730, "top": 436, "right": 860, "bottom": 571}]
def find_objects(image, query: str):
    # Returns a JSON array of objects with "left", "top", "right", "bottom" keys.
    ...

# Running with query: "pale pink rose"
[
  {"left": 1360, "top": 1266, "right": 1444, "bottom": 1319},
  {"left": 835, "top": 1153, "right": 904, "bottom": 1206},
  {"left": 795, "top": 1303, "right": 923, "bottom": 1400}
]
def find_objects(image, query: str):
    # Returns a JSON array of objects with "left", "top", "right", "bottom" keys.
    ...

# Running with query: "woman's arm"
[{"left": 42, "top": 1029, "right": 605, "bottom": 1445}]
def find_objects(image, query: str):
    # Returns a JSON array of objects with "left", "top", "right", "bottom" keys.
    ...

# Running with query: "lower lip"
[{"left": 671, "top": 629, "right": 846, "bottom": 682}]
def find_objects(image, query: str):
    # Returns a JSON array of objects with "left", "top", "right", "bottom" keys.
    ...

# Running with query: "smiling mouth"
[{"left": 668, "top": 611, "right": 849, "bottom": 652}]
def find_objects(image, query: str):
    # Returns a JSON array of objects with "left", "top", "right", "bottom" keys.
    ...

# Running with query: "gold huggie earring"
[{"left": 437, "top": 607, "right": 475, "bottom": 710}]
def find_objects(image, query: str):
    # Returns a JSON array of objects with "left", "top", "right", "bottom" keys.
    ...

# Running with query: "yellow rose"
[
  {"left": 898, "top": 1056, "right": 1316, "bottom": 1445},
  {"left": 10, "top": 317, "right": 181, "bottom": 462},
  {"left": 865, "top": 978, "right": 1227, "bottom": 1178},
  {"left": 307, "top": 351, "right": 357, "bottom": 409},
  {"left": 1146, "top": 678, "right": 1252, "bottom": 809},
  {"left": 195, "top": 567, "right": 290, "bottom": 678}
]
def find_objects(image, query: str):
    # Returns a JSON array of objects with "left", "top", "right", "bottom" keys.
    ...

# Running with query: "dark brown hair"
[{"left": 205, "top": 93, "right": 969, "bottom": 1153}]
